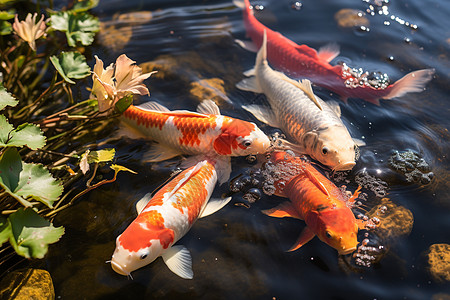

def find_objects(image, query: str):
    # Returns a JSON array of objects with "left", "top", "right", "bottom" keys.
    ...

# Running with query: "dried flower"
[
  {"left": 91, "top": 54, "right": 156, "bottom": 113},
  {"left": 12, "top": 13, "right": 47, "bottom": 51}
]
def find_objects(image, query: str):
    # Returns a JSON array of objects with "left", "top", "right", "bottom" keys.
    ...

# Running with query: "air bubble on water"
[
  {"left": 355, "top": 169, "right": 388, "bottom": 198},
  {"left": 291, "top": 1, "right": 302, "bottom": 11},
  {"left": 262, "top": 184, "right": 276, "bottom": 195},
  {"left": 243, "top": 188, "right": 262, "bottom": 203},
  {"left": 246, "top": 155, "right": 257, "bottom": 164}
]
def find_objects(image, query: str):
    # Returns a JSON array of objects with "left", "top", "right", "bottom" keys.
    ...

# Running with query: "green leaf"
[
  {"left": 0, "top": 20, "right": 11, "bottom": 35},
  {"left": 0, "top": 115, "right": 46, "bottom": 149},
  {"left": 72, "top": 0, "right": 99, "bottom": 12},
  {"left": 0, "top": 148, "right": 63, "bottom": 208},
  {"left": 50, "top": 11, "right": 99, "bottom": 47},
  {"left": 88, "top": 148, "right": 116, "bottom": 164},
  {"left": 50, "top": 52, "right": 91, "bottom": 84},
  {"left": 110, "top": 164, "right": 137, "bottom": 175},
  {"left": 0, "top": 83, "right": 18, "bottom": 110},
  {"left": 7, "top": 208, "right": 64, "bottom": 259},
  {"left": 0, "top": 10, "right": 15, "bottom": 20},
  {"left": 114, "top": 94, "right": 133, "bottom": 114},
  {"left": 0, "top": 216, "right": 10, "bottom": 246}
]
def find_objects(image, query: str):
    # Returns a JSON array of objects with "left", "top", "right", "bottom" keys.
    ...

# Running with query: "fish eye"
[
  {"left": 242, "top": 139, "right": 252, "bottom": 147},
  {"left": 322, "top": 147, "right": 329, "bottom": 155},
  {"left": 325, "top": 231, "right": 332, "bottom": 239},
  {"left": 140, "top": 254, "right": 148, "bottom": 260}
]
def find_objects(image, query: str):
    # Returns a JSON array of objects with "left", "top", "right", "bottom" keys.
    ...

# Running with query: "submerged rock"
[
  {"left": 368, "top": 198, "right": 414, "bottom": 241},
  {"left": 426, "top": 243, "right": 450, "bottom": 282},
  {"left": 389, "top": 150, "right": 434, "bottom": 184},
  {"left": 0, "top": 268, "right": 54, "bottom": 300},
  {"left": 335, "top": 9, "right": 370, "bottom": 28}
]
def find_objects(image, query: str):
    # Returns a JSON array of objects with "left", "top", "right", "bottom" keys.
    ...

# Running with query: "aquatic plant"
[{"left": 0, "top": 0, "right": 146, "bottom": 270}]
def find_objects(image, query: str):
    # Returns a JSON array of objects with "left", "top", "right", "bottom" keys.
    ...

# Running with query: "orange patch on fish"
[
  {"left": 173, "top": 115, "right": 215, "bottom": 147},
  {"left": 119, "top": 210, "right": 174, "bottom": 252},
  {"left": 123, "top": 105, "right": 170, "bottom": 130}
]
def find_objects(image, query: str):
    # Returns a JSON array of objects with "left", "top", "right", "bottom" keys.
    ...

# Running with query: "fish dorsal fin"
[
  {"left": 261, "top": 201, "right": 302, "bottom": 219},
  {"left": 161, "top": 245, "right": 193, "bottom": 279},
  {"left": 277, "top": 75, "right": 323, "bottom": 111},
  {"left": 353, "top": 138, "right": 366, "bottom": 147},
  {"left": 303, "top": 166, "right": 330, "bottom": 197},
  {"left": 242, "top": 104, "right": 280, "bottom": 128},
  {"left": 288, "top": 226, "right": 316, "bottom": 252},
  {"left": 317, "top": 43, "right": 340, "bottom": 63},
  {"left": 135, "top": 102, "right": 208, "bottom": 118},
  {"left": 196, "top": 100, "right": 221, "bottom": 115},
  {"left": 199, "top": 196, "right": 232, "bottom": 218},
  {"left": 136, "top": 101, "right": 170, "bottom": 112},
  {"left": 295, "top": 44, "right": 319, "bottom": 59},
  {"left": 135, "top": 193, "right": 152, "bottom": 214},
  {"left": 326, "top": 100, "right": 341, "bottom": 117},
  {"left": 142, "top": 143, "right": 184, "bottom": 162}
]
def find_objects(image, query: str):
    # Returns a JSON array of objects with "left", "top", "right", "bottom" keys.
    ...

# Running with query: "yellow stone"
[
  {"left": 0, "top": 268, "right": 55, "bottom": 299},
  {"left": 427, "top": 243, "right": 450, "bottom": 282},
  {"left": 335, "top": 9, "right": 370, "bottom": 28}
]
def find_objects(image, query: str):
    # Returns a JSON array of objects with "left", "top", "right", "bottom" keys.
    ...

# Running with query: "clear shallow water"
[{"left": 46, "top": 0, "right": 449, "bottom": 299}]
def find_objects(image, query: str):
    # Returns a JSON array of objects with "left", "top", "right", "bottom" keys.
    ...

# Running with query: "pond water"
[{"left": 45, "top": 0, "right": 449, "bottom": 299}]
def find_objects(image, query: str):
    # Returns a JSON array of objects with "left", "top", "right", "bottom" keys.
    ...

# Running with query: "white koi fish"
[
  {"left": 236, "top": 30, "right": 364, "bottom": 171},
  {"left": 111, "top": 158, "right": 231, "bottom": 279}
]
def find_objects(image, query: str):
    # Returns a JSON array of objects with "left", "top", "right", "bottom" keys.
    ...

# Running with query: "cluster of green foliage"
[{"left": 0, "top": 0, "right": 135, "bottom": 265}]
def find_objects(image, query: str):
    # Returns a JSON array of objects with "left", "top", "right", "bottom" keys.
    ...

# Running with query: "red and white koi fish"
[
  {"left": 234, "top": 0, "right": 434, "bottom": 105},
  {"left": 111, "top": 158, "right": 231, "bottom": 279},
  {"left": 262, "top": 151, "right": 362, "bottom": 254},
  {"left": 120, "top": 99, "right": 270, "bottom": 183},
  {"left": 237, "top": 30, "right": 363, "bottom": 171}
]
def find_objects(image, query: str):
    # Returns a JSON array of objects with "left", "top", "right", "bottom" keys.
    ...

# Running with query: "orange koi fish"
[
  {"left": 111, "top": 158, "right": 231, "bottom": 279},
  {"left": 234, "top": 0, "right": 434, "bottom": 105},
  {"left": 262, "top": 151, "right": 361, "bottom": 254},
  {"left": 120, "top": 100, "right": 270, "bottom": 183}
]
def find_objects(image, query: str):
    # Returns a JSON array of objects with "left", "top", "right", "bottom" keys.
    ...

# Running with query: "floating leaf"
[
  {"left": 0, "top": 216, "right": 9, "bottom": 245},
  {"left": 111, "top": 164, "right": 137, "bottom": 175},
  {"left": 0, "top": 20, "right": 11, "bottom": 35},
  {"left": 88, "top": 148, "right": 116, "bottom": 163},
  {"left": 50, "top": 11, "right": 99, "bottom": 47},
  {"left": 50, "top": 51, "right": 91, "bottom": 84},
  {"left": 72, "top": 0, "right": 99, "bottom": 12},
  {"left": 114, "top": 94, "right": 133, "bottom": 114},
  {"left": 0, "top": 115, "right": 46, "bottom": 149},
  {"left": 2, "top": 208, "right": 64, "bottom": 259},
  {"left": 0, "top": 148, "right": 63, "bottom": 208},
  {"left": 0, "top": 10, "right": 15, "bottom": 20},
  {"left": 0, "top": 83, "right": 18, "bottom": 110},
  {"left": 80, "top": 150, "right": 90, "bottom": 174}
]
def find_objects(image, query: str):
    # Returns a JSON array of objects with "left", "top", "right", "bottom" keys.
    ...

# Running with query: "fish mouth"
[
  {"left": 333, "top": 161, "right": 356, "bottom": 171},
  {"left": 338, "top": 247, "right": 357, "bottom": 255},
  {"left": 111, "top": 260, "right": 130, "bottom": 276}
]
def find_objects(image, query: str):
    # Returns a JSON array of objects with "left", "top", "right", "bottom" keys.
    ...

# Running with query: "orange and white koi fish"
[
  {"left": 234, "top": 0, "right": 434, "bottom": 105},
  {"left": 262, "top": 151, "right": 361, "bottom": 255},
  {"left": 120, "top": 100, "right": 270, "bottom": 182},
  {"left": 111, "top": 158, "right": 231, "bottom": 279}
]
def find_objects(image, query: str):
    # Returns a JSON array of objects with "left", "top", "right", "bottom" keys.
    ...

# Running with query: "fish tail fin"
[
  {"left": 384, "top": 68, "right": 435, "bottom": 99},
  {"left": 256, "top": 29, "right": 268, "bottom": 66}
]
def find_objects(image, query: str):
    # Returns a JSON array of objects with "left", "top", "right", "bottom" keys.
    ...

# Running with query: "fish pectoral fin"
[
  {"left": 277, "top": 138, "right": 306, "bottom": 155},
  {"left": 236, "top": 77, "right": 263, "bottom": 93},
  {"left": 235, "top": 39, "right": 259, "bottom": 53},
  {"left": 303, "top": 166, "right": 331, "bottom": 198},
  {"left": 196, "top": 100, "right": 221, "bottom": 115},
  {"left": 242, "top": 104, "right": 280, "bottom": 128},
  {"left": 262, "top": 201, "right": 301, "bottom": 219},
  {"left": 326, "top": 100, "right": 341, "bottom": 117},
  {"left": 288, "top": 226, "right": 316, "bottom": 252},
  {"left": 135, "top": 101, "right": 170, "bottom": 112},
  {"left": 135, "top": 193, "right": 152, "bottom": 214},
  {"left": 317, "top": 43, "right": 340, "bottom": 63},
  {"left": 142, "top": 143, "right": 183, "bottom": 162},
  {"left": 215, "top": 157, "right": 231, "bottom": 185},
  {"left": 243, "top": 68, "right": 256, "bottom": 77},
  {"left": 352, "top": 138, "right": 366, "bottom": 147},
  {"left": 161, "top": 245, "right": 193, "bottom": 279},
  {"left": 199, "top": 196, "right": 232, "bottom": 218}
]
